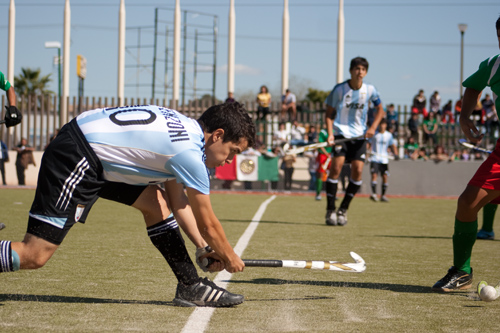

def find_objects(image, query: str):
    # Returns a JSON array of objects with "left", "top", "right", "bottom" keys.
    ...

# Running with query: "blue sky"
[{"left": 0, "top": 0, "right": 499, "bottom": 109}]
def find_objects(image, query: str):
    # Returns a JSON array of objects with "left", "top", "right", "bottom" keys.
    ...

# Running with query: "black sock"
[
  {"left": 147, "top": 216, "right": 199, "bottom": 285},
  {"left": 326, "top": 178, "right": 338, "bottom": 210},
  {"left": 340, "top": 179, "right": 362, "bottom": 210},
  {"left": 382, "top": 183, "right": 388, "bottom": 196},
  {"left": 371, "top": 181, "right": 377, "bottom": 194}
]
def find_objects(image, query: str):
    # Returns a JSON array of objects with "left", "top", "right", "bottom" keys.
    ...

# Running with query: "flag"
[
  {"left": 215, "top": 159, "right": 237, "bottom": 180},
  {"left": 236, "top": 155, "right": 259, "bottom": 181},
  {"left": 258, "top": 155, "right": 279, "bottom": 181}
]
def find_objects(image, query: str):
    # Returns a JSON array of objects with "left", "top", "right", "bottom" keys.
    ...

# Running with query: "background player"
[
  {"left": 315, "top": 126, "right": 332, "bottom": 200},
  {"left": 0, "top": 102, "right": 255, "bottom": 307},
  {"left": 432, "top": 16, "right": 500, "bottom": 292},
  {"left": 368, "top": 118, "right": 398, "bottom": 202},
  {"left": 324, "top": 57, "right": 385, "bottom": 226},
  {"left": 0, "top": 69, "right": 22, "bottom": 127}
]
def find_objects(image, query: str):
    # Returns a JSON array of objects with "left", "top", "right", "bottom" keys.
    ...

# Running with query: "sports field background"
[{"left": 0, "top": 189, "right": 499, "bottom": 332}]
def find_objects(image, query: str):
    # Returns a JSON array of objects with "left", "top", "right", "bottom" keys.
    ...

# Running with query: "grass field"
[{"left": 1, "top": 189, "right": 499, "bottom": 332}]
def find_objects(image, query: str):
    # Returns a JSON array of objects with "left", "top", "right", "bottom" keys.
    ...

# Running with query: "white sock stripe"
[
  {"left": 56, "top": 158, "right": 90, "bottom": 210},
  {"left": 147, "top": 223, "right": 180, "bottom": 237},
  {"left": 326, "top": 178, "right": 338, "bottom": 184},
  {"left": 349, "top": 178, "right": 363, "bottom": 186}
]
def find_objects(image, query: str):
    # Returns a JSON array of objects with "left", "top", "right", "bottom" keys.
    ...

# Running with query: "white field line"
[{"left": 181, "top": 195, "right": 277, "bottom": 333}]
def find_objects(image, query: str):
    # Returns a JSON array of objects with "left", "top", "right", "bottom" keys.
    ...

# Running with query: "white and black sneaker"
[
  {"left": 173, "top": 277, "right": 244, "bottom": 307},
  {"left": 325, "top": 209, "right": 337, "bottom": 226},
  {"left": 370, "top": 194, "right": 379, "bottom": 202}
]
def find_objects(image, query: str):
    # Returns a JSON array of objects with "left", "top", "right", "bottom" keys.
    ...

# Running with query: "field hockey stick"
[
  {"left": 204, "top": 251, "right": 366, "bottom": 273},
  {"left": 368, "top": 152, "right": 395, "bottom": 160},
  {"left": 285, "top": 136, "right": 364, "bottom": 155},
  {"left": 458, "top": 139, "right": 492, "bottom": 154},
  {"left": 321, "top": 156, "right": 331, "bottom": 171}
]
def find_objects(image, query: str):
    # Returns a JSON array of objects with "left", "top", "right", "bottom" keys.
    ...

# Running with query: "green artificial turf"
[{"left": 0, "top": 189, "right": 499, "bottom": 332}]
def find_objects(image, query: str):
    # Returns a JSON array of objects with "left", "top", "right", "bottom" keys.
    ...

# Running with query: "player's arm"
[
  {"left": 185, "top": 187, "right": 244, "bottom": 273},
  {"left": 6, "top": 86, "right": 16, "bottom": 107},
  {"left": 325, "top": 105, "right": 336, "bottom": 145},
  {"left": 460, "top": 88, "right": 483, "bottom": 143},
  {"left": 366, "top": 103, "right": 385, "bottom": 138}
]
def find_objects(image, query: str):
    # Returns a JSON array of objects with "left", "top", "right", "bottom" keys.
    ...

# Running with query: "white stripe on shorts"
[{"left": 55, "top": 157, "right": 90, "bottom": 211}]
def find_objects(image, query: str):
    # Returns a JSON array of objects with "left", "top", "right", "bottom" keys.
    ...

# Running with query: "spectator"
[
  {"left": 482, "top": 94, "right": 498, "bottom": 135},
  {"left": 256, "top": 85, "right": 271, "bottom": 120},
  {"left": 0, "top": 140, "right": 8, "bottom": 185},
  {"left": 449, "top": 149, "right": 466, "bottom": 161},
  {"left": 225, "top": 92, "right": 235, "bottom": 103},
  {"left": 14, "top": 138, "right": 35, "bottom": 186},
  {"left": 423, "top": 112, "right": 439, "bottom": 148},
  {"left": 408, "top": 112, "right": 420, "bottom": 142},
  {"left": 416, "top": 147, "right": 429, "bottom": 161},
  {"left": 429, "top": 91, "right": 441, "bottom": 115},
  {"left": 454, "top": 98, "right": 462, "bottom": 123},
  {"left": 281, "top": 153, "right": 296, "bottom": 191},
  {"left": 441, "top": 100, "right": 454, "bottom": 124},
  {"left": 472, "top": 98, "right": 484, "bottom": 127},
  {"left": 274, "top": 122, "right": 289, "bottom": 147},
  {"left": 386, "top": 103, "right": 399, "bottom": 134},
  {"left": 472, "top": 151, "right": 484, "bottom": 161},
  {"left": 430, "top": 145, "right": 448, "bottom": 162},
  {"left": 307, "top": 124, "right": 317, "bottom": 144},
  {"left": 289, "top": 120, "right": 307, "bottom": 147},
  {"left": 461, "top": 149, "right": 470, "bottom": 161},
  {"left": 281, "top": 89, "right": 297, "bottom": 122},
  {"left": 404, "top": 136, "right": 419, "bottom": 159},
  {"left": 412, "top": 89, "right": 428, "bottom": 117},
  {"left": 304, "top": 149, "right": 318, "bottom": 191}
]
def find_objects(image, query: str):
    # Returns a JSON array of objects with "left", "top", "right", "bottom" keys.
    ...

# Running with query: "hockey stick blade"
[
  {"left": 285, "top": 136, "right": 364, "bottom": 155},
  {"left": 458, "top": 139, "right": 492, "bottom": 154},
  {"left": 205, "top": 252, "right": 366, "bottom": 273}
]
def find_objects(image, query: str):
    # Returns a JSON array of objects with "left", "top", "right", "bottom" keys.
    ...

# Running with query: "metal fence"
[{"left": 1, "top": 94, "right": 492, "bottom": 154}]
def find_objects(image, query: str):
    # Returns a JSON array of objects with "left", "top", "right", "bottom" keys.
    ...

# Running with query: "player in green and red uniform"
[
  {"left": 0, "top": 70, "right": 22, "bottom": 127},
  {"left": 315, "top": 127, "right": 332, "bottom": 200},
  {"left": 433, "top": 16, "right": 500, "bottom": 292}
]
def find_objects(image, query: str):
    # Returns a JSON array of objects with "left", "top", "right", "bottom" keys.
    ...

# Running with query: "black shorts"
[
  {"left": 370, "top": 162, "right": 389, "bottom": 176},
  {"left": 98, "top": 182, "right": 147, "bottom": 206},
  {"left": 332, "top": 136, "right": 367, "bottom": 163},
  {"left": 27, "top": 121, "right": 150, "bottom": 246},
  {"left": 27, "top": 120, "right": 105, "bottom": 245}
]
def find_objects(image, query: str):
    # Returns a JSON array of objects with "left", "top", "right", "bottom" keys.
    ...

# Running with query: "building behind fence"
[{"left": 1, "top": 94, "right": 495, "bottom": 154}]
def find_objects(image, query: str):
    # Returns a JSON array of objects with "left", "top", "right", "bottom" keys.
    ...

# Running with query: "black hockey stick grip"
[
  {"left": 203, "top": 257, "right": 283, "bottom": 268},
  {"left": 243, "top": 259, "right": 283, "bottom": 267}
]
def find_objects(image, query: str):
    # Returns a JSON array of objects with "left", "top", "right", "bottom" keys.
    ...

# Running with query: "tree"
[
  {"left": 14, "top": 68, "right": 53, "bottom": 96},
  {"left": 304, "top": 88, "right": 329, "bottom": 104}
]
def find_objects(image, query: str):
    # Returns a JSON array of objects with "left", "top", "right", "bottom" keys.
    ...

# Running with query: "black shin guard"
[
  {"left": 340, "top": 179, "right": 362, "bottom": 210},
  {"left": 147, "top": 216, "right": 199, "bottom": 285},
  {"left": 326, "top": 179, "right": 338, "bottom": 211}
]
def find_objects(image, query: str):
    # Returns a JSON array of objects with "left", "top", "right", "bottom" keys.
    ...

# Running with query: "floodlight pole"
[
  {"left": 458, "top": 23, "right": 467, "bottom": 99},
  {"left": 45, "top": 41, "right": 62, "bottom": 116}
]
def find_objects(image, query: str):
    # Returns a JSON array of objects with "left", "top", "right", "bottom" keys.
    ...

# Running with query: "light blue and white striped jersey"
[
  {"left": 76, "top": 105, "right": 210, "bottom": 194},
  {"left": 325, "top": 81, "right": 381, "bottom": 138},
  {"left": 369, "top": 131, "right": 394, "bottom": 164}
]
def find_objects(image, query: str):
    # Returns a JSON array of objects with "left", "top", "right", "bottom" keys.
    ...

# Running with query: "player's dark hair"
[
  {"left": 198, "top": 102, "right": 256, "bottom": 148},
  {"left": 379, "top": 118, "right": 387, "bottom": 125},
  {"left": 496, "top": 16, "right": 500, "bottom": 30},
  {"left": 349, "top": 57, "right": 369, "bottom": 71}
]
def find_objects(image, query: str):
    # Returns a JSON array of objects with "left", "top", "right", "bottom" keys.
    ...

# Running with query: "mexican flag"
[{"left": 215, "top": 154, "right": 279, "bottom": 182}]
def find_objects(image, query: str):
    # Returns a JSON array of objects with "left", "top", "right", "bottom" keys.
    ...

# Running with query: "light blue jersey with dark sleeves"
[
  {"left": 325, "top": 81, "right": 381, "bottom": 138},
  {"left": 76, "top": 105, "right": 210, "bottom": 194}
]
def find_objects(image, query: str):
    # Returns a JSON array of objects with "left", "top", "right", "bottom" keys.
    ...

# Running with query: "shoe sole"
[
  {"left": 173, "top": 297, "right": 244, "bottom": 307},
  {"left": 432, "top": 281, "right": 473, "bottom": 292}
]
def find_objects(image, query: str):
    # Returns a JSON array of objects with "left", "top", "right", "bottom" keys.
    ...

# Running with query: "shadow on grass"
[
  {"left": 377, "top": 235, "right": 500, "bottom": 242},
  {"left": 376, "top": 235, "right": 452, "bottom": 240},
  {"left": 230, "top": 278, "right": 437, "bottom": 294},
  {"left": 0, "top": 294, "right": 173, "bottom": 306},
  {"left": 220, "top": 218, "right": 321, "bottom": 226}
]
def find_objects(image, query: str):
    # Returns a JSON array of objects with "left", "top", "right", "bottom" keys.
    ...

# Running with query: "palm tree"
[{"left": 14, "top": 68, "right": 54, "bottom": 96}]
